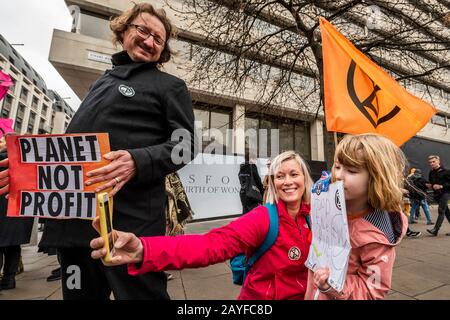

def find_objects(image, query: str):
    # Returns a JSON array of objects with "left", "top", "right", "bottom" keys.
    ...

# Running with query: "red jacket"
[{"left": 128, "top": 200, "right": 312, "bottom": 300}]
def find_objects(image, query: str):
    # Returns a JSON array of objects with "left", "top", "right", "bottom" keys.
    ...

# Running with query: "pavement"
[{"left": 1, "top": 205, "right": 450, "bottom": 300}]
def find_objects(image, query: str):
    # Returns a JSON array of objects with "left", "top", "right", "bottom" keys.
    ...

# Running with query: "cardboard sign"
[
  {"left": 6, "top": 133, "right": 111, "bottom": 219},
  {"left": 305, "top": 181, "right": 351, "bottom": 292}
]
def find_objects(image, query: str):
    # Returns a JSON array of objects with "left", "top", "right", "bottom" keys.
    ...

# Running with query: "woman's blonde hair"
[
  {"left": 332, "top": 133, "right": 406, "bottom": 212},
  {"left": 265, "top": 151, "right": 313, "bottom": 205},
  {"left": 110, "top": 3, "right": 174, "bottom": 65}
]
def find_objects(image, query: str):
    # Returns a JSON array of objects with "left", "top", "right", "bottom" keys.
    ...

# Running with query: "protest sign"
[
  {"left": 305, "top": 180, "right": 351, "bottom": 292},
  {"left": 6, "top": 133, "right": 110, "bottom": 219}
]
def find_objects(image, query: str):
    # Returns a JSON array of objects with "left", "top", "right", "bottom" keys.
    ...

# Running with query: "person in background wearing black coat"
[
  {"left": 426, "top": 155, "right": 450, "bottom": 236},
  {"left": 238, "top": 155, "right": 264, "bottom": 214},
  {"left": 0, "top": 3, "right": 195, "bottom": 299},
  {"left": 405, "top": 168, "right": 434, "bottom": 225},
  {"left": 0, "top": 135, "right": 34, "bottom": 290}
]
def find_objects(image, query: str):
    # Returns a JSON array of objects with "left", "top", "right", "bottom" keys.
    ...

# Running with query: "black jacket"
[
  {"left": 428, "top": 166, "right": 450, "bottom": 197},
  {"left": 406, "top": 176, "right": 428, "bottom": 201},
  {"left": 40, "top": 51, "right": 195, "bottom": 248},
  {"left": 0, "top": 151, "right": 34, "bottom": 247},
  {"left": 238, "top": 163, "right": 264, "bottom": 213}
]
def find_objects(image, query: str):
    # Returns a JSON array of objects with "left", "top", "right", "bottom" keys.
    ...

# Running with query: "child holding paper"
[{"left": 305, "top": 133, "right": 408, "bottom": 300}]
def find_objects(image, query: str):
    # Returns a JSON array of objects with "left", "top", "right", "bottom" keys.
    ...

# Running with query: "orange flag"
[{"left": 320, "top": 17, "right": 437, "bottom": 146}]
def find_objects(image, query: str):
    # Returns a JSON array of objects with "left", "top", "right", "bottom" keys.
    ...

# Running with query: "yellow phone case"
[{"left": 97, "top": 192, "right": 114, "bottom": 263}]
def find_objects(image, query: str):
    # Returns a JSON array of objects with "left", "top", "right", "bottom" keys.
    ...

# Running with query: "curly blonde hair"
[
  {"left": 110, "top": 3, "right": 173, "bottom": 65},
  {"left": 332, "top": 133, "right": 406, "bottom": 213}
]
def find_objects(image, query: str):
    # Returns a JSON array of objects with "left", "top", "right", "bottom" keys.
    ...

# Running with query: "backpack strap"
[
  {"left": 305, "top": 214, "right": 311, "bottom": 230},
  {"left": 246, "top": 203, "right": 279, "bottom": 269}
]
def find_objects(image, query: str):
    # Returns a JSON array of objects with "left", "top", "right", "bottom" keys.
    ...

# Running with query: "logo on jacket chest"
[
  {"left": 118, "top": 84, "right": 135, "bottom": 97},
  {"left": 288, "top": 246, "right": 301, "bottom": 261}
]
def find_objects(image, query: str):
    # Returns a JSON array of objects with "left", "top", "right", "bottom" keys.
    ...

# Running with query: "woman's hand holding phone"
[{"left": 90, "top": 217, "right": 144, "bottom": 266}]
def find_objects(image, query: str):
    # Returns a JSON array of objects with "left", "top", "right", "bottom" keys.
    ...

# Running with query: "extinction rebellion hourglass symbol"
[{"left": 347, "top": 60, "right": 401, "bottom": 128}]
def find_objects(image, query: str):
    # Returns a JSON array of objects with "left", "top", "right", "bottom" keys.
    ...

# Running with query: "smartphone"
[{"left": 97, "top": 192, "right": 115, "bottom": 263}]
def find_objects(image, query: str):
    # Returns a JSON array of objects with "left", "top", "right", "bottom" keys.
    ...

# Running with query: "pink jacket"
[
  {"left": 305, "top": 210, "right": 408, "bottom": 300},
  {"left": 129, "top": 200, "right": 312, "bottom": 300}
]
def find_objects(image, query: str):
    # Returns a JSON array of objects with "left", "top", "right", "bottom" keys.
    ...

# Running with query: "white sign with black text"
[
  {"left": 178, "top": 154, "right": 245, "bottom": 220},
  {"left": 305, "top": 181, "right": 351, "bottom": 292}
]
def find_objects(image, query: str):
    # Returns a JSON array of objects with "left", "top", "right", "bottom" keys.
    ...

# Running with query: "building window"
[
  {"left": 32, "top": 95, "right": 39, "bottom": 109},
  {"left": 41, "top": 104, "right": 48, "bottom": 117},
  {"left": 9, "top": 65, "right": 19, "bottom": 76},
  {"left": 279, "top": 122, "right": 294, "bottom": 153},
  {"left": 245, "top": 114, "right": 311, "bottom": 160},
  {"left": 193, "top": 106, "right": 232, "bottom": 154},
  {"left": 17, "top": 103, "right": 26, "bottom": 120},
  {"left": 294, "top": 124, "right": 311, "bottom": 161},
  {"left": 38, "top": 118, "right": 47, "bottom": 134},
  {"left": 431, "top": 114, "right": 447, "bottom": 127},
  {"left": 1, "top": 95, "right": 13, "bottom": 118},
  {"left": 14, "top": 118, "right": 22, "bottom": 132},
  {"left": 8, "top": 76, "right": 16, "bottom": 95},
  {"left": 27, "top": 111, "right": 36, "bottom": 133},
  {"left": 20, "top": 87, "right": 28, "bottom": 102},
  {"left": 210, "top": 111, "right": 232, "bottom": 144}
]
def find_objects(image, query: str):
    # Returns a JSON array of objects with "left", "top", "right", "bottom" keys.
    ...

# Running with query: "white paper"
[{"left": 305, "top": 181, "right": 351, "bottom": 292}]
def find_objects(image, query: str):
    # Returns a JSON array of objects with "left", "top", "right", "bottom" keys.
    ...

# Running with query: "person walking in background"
[
  {"left": 405, "top": 168, "right": 433, "bottom": 225},
  {"left": 426, "top": 155, "right": 450, "bottom": 236},
  {"left": 402, "top": 180, "right": 421, "bottom": 238},
  {"left": 238, "top": 157, "right": 264, "bottom": 214}
]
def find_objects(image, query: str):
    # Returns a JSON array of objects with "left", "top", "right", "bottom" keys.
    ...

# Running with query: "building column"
[
  {"left": 310, "top": 119, "right": 325, "bottom": 161},
  {"left": 232, "top": 104, "right": 246, "bottom": 156}
]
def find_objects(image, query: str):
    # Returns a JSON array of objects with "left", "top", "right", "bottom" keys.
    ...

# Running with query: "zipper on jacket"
[{"left": 295, "top": 217, "right": 303, "bottom": 237}]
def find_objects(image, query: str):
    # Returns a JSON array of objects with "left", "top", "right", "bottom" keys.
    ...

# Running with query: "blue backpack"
[{"left": 230, "top": 203, "right": 279, "bottom": 285}]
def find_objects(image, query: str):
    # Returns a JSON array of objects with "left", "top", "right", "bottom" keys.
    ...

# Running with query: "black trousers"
[
  {"left": 58, "top": 247, "right": 170, "bottom": 300},
  {"left": 435, "top": 193, "right": 450, "bottom": 231},
  {"left": 0, "top": 245, "right": 21, "bottom": 276}
]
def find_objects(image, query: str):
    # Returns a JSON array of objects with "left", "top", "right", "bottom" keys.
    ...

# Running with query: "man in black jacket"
[
  {"left": 426, "top": 155, "right": 450, "bottom": 236},
  {"left": 37, "top": 3, "right": 196, "bottom": 299}
]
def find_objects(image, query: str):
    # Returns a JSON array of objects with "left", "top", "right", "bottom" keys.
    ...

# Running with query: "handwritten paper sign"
[
  {"left": 6, "top": 133, "right": 111, "bottom": 219},
  {"left": 305, "top": 181, "right": 351, "bottom": 292}
]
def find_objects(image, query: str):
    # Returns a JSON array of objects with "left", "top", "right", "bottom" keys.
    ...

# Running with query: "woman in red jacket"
[{"left": 90, "top": 151, "right": 313, "bottom": 300}]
